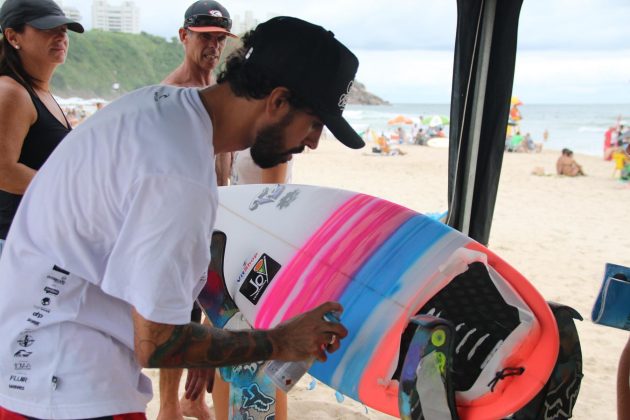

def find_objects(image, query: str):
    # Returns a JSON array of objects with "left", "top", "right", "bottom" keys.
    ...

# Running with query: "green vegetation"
[
  {"left": 52, "top": 30, "right": 183, "bottom": 98},
  {"left": 52, "top": 30, "right": 239, "bottom": 99},
  {"left": 51, "top": 30, "right": 384, "bottom": 104}
]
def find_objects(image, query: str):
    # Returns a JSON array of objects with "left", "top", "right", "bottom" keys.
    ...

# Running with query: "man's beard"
[{"left": 250, "top": 112, "right": 305, "bottom": 169}]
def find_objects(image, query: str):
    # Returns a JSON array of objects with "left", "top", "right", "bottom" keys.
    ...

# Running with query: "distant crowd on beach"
[
  {"left": 362, "top": 114, "right": 449, "bottom": 156},
  {"left": 551, "top": 121, "right": 630, "bottom": 179},
  {"left": 504, "top": 97, "right": 547, "bottom": 154},
  {"left": 61, "top": 100, "right": 105, "bottom": 127},
  {"left": 603, "top": 123, "right": 630, "bottom": 181}
]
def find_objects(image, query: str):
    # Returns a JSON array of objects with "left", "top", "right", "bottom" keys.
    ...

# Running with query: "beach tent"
[
  {"left": 445, "top": 6, "right": 584, "bottom": 419},
  {"left": 446, "top": 0, "right": 523, "bottom": 246}
]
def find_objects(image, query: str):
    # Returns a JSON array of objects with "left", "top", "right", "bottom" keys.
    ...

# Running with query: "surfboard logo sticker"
[
  {"left": 249, "top": 185, "right": 285, "bottom": 210},
  {"left": 239, "top": 253, "right": 281, "bottom": 305},
  {"left": 249, "top": 185, "right": 301, "bottom": 211}
]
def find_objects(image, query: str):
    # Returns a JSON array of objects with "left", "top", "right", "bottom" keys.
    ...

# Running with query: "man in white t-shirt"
[{"left": 0, "top": 16, "right": 363, "bottom": 420}]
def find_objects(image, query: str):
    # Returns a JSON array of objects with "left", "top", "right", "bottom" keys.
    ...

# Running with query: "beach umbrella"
[
  {"left": 387, "top": 115, "right": 413, "bottom": 125},
  {"left": 422, "top": 115, "right": 450, "bottom": 127}
]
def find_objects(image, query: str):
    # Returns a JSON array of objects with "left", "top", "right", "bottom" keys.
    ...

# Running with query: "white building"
[
  {"left": 57, "top": 1, "right": 82, "bottom": 22},
  {"left": 92, "top": 0, "right": 140, "bottom": 34},
  {"left": 231, "top": 10, "right": 258, "bottom": 35}
]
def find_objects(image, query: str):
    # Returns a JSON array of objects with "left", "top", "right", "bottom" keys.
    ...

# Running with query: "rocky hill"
[{"left": 348, "top": 81, "right": 389, "bottom": 105}]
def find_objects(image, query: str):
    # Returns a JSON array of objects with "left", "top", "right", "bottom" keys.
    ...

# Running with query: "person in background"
[
  {"left": 396, "top": 126, "right": 407, "bottom": 144},
  {"left": 556, "top": 148, "right": 585, "bottom": 177},
  {"left": 0, "top": 0, "right": 83, "bottom": 257},
  {"left": 507, "top": 130, "right": 524, "bottom": 152},
  {"left": 524, "top": 132, "right": 542, "bottom": 153},
  {"left": 611, "top": 142, "right": 630, "bottom": 179},
  {"left": 604, "top": 126, "right": 616, "bottom": 161},
  {"left": 159, "top": 1, "right": 236, "bottom": 419}
]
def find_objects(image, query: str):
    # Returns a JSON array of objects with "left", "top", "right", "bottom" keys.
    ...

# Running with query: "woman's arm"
[{"left": 0, "top": 77, "right": 37, "bottom": 194}]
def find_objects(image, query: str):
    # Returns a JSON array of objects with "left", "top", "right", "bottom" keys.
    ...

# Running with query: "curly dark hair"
[
  {"left": 0, "top": 26, "right": 40, "bottom": 91},
  {"left": 217, "top": 30, "right": 308, "bottom": 110}
]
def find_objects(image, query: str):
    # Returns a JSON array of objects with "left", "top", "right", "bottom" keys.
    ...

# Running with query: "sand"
[{"left": 145, "top": 137, "right": 630, "bottom": 419}]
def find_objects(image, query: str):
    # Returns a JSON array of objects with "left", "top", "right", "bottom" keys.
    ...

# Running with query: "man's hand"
[
  {"left": 131, "top": 301, "right": 347, "bottom": 369},
  {"left": 184, "top": 367, "right": 214, "bottom": 401},
  {"left": 269, "top": 301, "right": 348, "bottom": 362}
]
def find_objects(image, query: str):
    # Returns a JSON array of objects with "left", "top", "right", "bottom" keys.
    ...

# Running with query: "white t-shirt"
[
  {"left": 0, "top": 86, "right": 218, "bottom": 419},
  {"left": 230, "top": 148, "right": 293, "bottom": 185}
]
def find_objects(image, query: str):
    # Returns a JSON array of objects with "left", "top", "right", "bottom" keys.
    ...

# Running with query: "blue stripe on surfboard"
[{"left": 310, "top": 213, "right": 454, "bottom": 400}]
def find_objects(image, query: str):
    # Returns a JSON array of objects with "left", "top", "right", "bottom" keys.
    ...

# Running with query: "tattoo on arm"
[{"left": 141, "top": 322, "right": 274, "bottom": 368}]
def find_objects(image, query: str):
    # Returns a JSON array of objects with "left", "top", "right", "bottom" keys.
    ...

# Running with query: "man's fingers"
[
  {"left": 326, "top": 322, "right": 348, "bottom": 339},
  {"left": 315, "top": 348, "right": 328, "bottom": 362},
  {"left": 185, "top": 374, "right": 199, "bottom": 399},
  {"left": 184, "top": 369, "right": 206, "bottom": 400},
  {"left": 315, "top": 301, "right": 343, "bottom": 317}
]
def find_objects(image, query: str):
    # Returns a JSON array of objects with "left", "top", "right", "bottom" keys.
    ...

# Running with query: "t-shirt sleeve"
[{"left": 101, "top": 175, "right": 215, "bottom": 324}]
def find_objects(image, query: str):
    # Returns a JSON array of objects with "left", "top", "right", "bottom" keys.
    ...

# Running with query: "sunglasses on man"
[{"left": 184, "top": 14, "right": 232, "bottom": 30}]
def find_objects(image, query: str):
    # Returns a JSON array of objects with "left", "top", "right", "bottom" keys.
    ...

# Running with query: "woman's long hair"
[{"left": 0, "top": 25, "right": 39, "bottom": 92}]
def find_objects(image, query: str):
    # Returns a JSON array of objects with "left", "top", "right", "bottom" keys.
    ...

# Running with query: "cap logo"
[
  {"left": 338, "top": 80, "right": 354, "bottom": 111},
  {"left": 245, "top": 47, "right": 253, "bottom": 60},
  {"left": 208, "top": 10, "right": 223, "bottom": 17}
]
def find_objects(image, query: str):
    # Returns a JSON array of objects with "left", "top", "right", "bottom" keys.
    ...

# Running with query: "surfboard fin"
[
  {"left": 398, "top": 315, "right": 460, "bottom": 420},
  {"left": 197, "top": 230, "right": 239, "bottom": 328}
]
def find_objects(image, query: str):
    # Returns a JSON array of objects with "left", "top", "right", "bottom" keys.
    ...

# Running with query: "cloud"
[
  {"left": 63, "top": 0, "right": 630, "bottom": 104},
  {"left": 67, "top": 0, "right": 630, "bottom": 51},
  {"left": 354, "top": 48, "right": 630, "bottom": 104},
  {"left": 513, "top": 50, "right": 630, "bottom": 103},
  {"left": 517, "top": 0, "right": 630, "bottom": 50},
  {"left": 355, "top": 49, "right": 454, "bottom": 103}
]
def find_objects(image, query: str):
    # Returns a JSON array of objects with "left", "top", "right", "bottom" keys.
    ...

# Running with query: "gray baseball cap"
[{"left": 0, "top": 0, "right": 84, "bottom": 33}]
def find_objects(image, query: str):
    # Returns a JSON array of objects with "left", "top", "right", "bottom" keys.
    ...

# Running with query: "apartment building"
[{"left": 92, "top": 0, "right": 139, "bottom": 34}]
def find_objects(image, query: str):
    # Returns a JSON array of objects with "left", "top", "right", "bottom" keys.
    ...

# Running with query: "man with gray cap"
[
  {"left": 0, "top": 16, "right": 361, "bottom": 419},
  {"left": 162, "top": 0, "right": 236, "bottom": 88},
  {"left": 160, "top": 3, "right": 236, "bottom": 418}
]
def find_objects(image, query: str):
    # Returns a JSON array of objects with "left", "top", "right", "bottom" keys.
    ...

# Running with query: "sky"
[{"left": 63, "top": 0, "right": 630, "bottom": 104}]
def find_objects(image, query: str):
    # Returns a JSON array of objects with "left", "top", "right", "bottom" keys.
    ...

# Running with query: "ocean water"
[{"left": 344, "top": 103, "right": 630, "bottom": 157}]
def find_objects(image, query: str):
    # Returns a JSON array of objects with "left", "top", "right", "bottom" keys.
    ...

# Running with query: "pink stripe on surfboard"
[{"left": 255, "top": 194, "right": 415, "bottom": 328}]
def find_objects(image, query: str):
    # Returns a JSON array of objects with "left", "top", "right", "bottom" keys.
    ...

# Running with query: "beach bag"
[
  {"left": 509, "top": 302, "right": 583, "bottom": 420},
  {"left": 591, "top": 263, "right": 630, "bottom": 331}
]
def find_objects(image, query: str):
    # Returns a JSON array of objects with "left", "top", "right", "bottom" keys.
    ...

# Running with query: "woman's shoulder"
[
  {"left": 0, "top": 76, "right": 34, "bottom": 108},
  {"left": 0, "top": 76, "right": 36, "bottom": 123},
  {"left": 0, "top": 76, "right": 31, "bottom": 101}
]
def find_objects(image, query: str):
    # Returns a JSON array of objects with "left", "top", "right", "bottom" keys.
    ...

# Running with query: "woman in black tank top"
[{"left": 0, "top": 0, "right": 84, "bottom": 241}]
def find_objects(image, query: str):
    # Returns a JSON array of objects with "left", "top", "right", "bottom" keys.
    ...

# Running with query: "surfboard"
[{"left": 198, "top": 184, "right": 559, "bottom": 419}]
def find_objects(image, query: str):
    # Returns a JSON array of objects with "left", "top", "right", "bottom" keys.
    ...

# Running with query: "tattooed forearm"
[{"left": 142, "top": 322, "right": 275, "bottom": 369}]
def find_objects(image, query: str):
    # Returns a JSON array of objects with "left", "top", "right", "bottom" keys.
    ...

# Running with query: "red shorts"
[{"left": 0, "top": 407, "right": 146, "bottom": 420}]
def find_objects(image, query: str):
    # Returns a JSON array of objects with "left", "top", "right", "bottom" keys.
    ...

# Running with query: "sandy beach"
[{"left": 145, "top": 138, "right": 630, "bottom": 419}]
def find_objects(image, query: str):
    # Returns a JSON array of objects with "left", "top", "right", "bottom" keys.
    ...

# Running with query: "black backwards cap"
[
  {"left": 0, "top": 0, "right": 84, "bottom": 33},
  {"left": 245, "top": 16, "right": 364, "bottom": 149}
]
